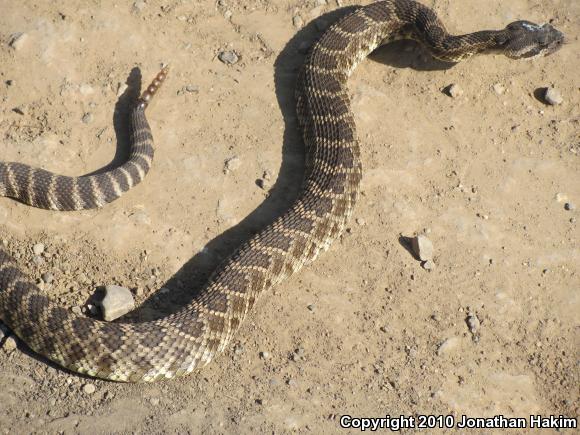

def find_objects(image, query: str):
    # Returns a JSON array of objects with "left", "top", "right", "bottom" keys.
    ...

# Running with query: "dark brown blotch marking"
[
  {"left": 205, "top": 291, "right": 229, "bottom": 313},
  {"left": 323, "top": 28, "right": 351, "bottom": 51},
  {"left": 260, "top": 230, "right": 292, "bottom": 252},
  {"left": 101, "top": 323, "right": 125, "bottom": 351},
  {"left": 285, "top": 214, "right": 314, "bottom": 233},
  {"left": 337, "top": 13, "right": 368, "bottom": 34},
  {"left": 71, "top": 316, "right": 94, "bottom": 342},
  {"left": 303, "top": 194, "right": 333, "bottom": 217},
  {"left": 362, "top": 2, "right": 393, "bottom": 23},
  {"left": 219, "top": 269, "right": 251, "bottom": 294},
  {"left": 234, "top": 249, "right": 271, "bottom": 269}
]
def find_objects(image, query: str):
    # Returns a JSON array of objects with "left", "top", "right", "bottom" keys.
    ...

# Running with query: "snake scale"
[{"left": 0, "top": 0, "right": 564, "bottom": 381}]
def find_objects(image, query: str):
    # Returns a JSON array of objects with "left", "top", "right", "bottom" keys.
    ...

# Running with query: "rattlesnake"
[{"left": 0, "top": 0, "right": 564, "bottom": 381}]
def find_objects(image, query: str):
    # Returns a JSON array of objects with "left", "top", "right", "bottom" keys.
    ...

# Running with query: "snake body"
[{"left": 0, "top": 1, "right": 564, "bottom": 381}]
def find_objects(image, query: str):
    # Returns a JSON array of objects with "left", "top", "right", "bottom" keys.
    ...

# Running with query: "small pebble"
[
  {"left": 307, "top": 304, "right": 315, "bottom": 312},
  {"left": 98, "top": 285, "right": 135, "bottom": 321},
  {"left": 218, "top": 50, "right": 239, "bottom": 65},
  {"left": 259, "top": 351, "right": 270, "bottom": 359},
  {"left": 422, "top": 260, "right": 435, "bottom": 270},
  {"left": 71, "top": 306, "right": 83, "bottom": 316},
  {"left": 9, "top": 32, "right": 28, "bottom": 50},
  {"left": 292, "top": 15, "right": 304, "bottom": 28},
  {"left": 32, "top": 243, "right": 45, "bottom": 255},
  {"left": 466, "top": 313, "right": 480, "bottom": 333},
  {"left": 356, "top": 218, "right": 366, "bottom": 226},
  {"left": 82, "top": 384, "right": 96, "bottom": 395},
  {"left": 82, "top": 113, "right": 93, "bottom": 124},
  {"left": 224, "top": 156, "right": 241, "bottom": 173},
  {"left": 544, "top": 87, "right": 563, "bottom": 105},
  {"left": 3, "top": 336, "right": 17, "bottom": 351},
  {"left": 256, "top": 178, "right": 271, "bottom": 190},
  {"left": 564, "top": 202, "right": 575, "bottom": 211},
  {"left": 233, "top": 343, "right": 244, "bottom": 355},
  {"left": 185, "top": 84, "right": 199, "bottom": 93},
  {"left": 447, "top": 84, "right": 463, "bottom": 98},
  {"left": 437, "top": 337, "right": 460, "bottom": 356},
  {"left": 492, "top": 83, "right": 505, "bottom": 95},
  {"left": 412, "top": 235, "right": 434, "bottom": 261},
  {"left": 41, "top": 272, "right": 53, "bottom": 283}
]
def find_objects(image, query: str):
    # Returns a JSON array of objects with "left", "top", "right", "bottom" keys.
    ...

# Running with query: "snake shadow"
[
  {"left": 83, "top": 67, "right": 143, "bottom": 177},
  {"left": 126, "top": 7, "right": 455, "bottom": 319}
]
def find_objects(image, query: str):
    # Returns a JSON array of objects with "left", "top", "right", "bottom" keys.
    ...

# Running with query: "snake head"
[{"left": 500, "top": 21, "right": 565, "bottom": 59}]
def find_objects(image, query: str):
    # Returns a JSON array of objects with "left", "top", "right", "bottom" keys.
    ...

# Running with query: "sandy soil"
[{"left": 0, "top": 0, "right": 578, "bottom": 433}]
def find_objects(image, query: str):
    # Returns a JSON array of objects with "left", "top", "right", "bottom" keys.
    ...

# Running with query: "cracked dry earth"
[{"left": 0, "top": 0, "right": 578, "bottom": 433}]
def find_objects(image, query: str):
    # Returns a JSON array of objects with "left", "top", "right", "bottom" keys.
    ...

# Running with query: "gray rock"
[
  {"left": 41, "top": 272, "right": 53, "bottom": 283},
  {"left": 259, "top": 351, "right": 270, "bottom": 359},
  {"left": 32, "top": 243, "right": 45, "bottom": 255},
  {"left": 564, "top": 202, "right": 575, "bottom": 211},
  {"left": 412, "top": 235, "right": 434, "bottom": 261},
  {"left": 98, "top": 285, "right": 135, "bottom": 321},
  {"left": 544, "top": 87, "right": 563, "bottom": 105},
  {"left": 218, "top": 50, "right": 239, "bottom": 65},
  {"left": 185, "top": 84, "right": 199, "bottom": 93}
]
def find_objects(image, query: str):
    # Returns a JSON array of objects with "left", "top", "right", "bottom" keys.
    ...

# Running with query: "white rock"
[
  {"left": 447, "top": 84, "right": 463, "bottom": 98},
  {"left": 544, "top": 87, "right": 563, "bottom": 105},
  {"left": 32, "top": 243, "right": 45, "bottom": 255},
  {"left": 437, "top": 337, "right": 460, "bottom": 356},
  {"left": 9, "top": 32, "right": 28, "bottom": 50},
  {"left": 82, "top": 384, "right": 96, "bottom": 395},
  {"left": 224, "top": 156, "right": 241, "bottom": 173},
  {"left": 412, "top": 235, "right": 434, "bottom": 261},
  {"left": 98, "top": 285, "right": 135, "bottom": 321},
  {"left": 492, "top": 83, "right": 505, "bottom": 95},
  {"left": 3, "top": 335, "right": 17, "bottom": 351}
]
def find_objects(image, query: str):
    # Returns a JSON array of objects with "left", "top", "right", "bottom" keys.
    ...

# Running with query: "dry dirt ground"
[{"left": 0, "top": 0, "right": 578, "bottom": 433}]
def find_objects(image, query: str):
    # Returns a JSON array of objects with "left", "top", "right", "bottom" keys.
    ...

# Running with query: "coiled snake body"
[{"left": 0, "top": 1, "right": 564, "bottom": 381}]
